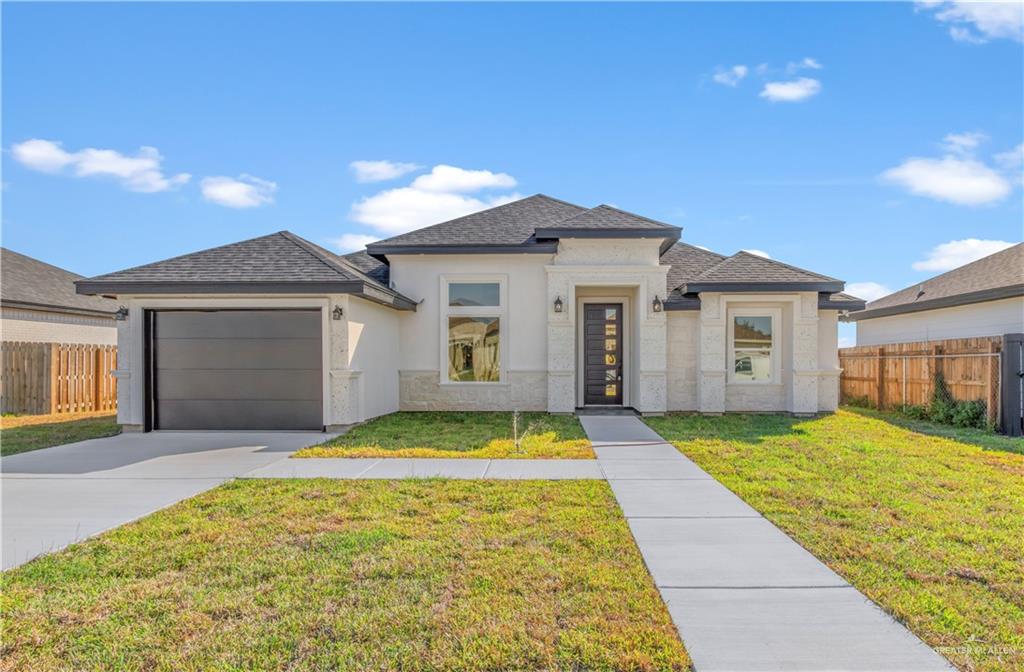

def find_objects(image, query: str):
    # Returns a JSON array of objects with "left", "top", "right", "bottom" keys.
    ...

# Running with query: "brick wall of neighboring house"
[{"left": 0, "top": 307, "right": 117, "bottom": 345}]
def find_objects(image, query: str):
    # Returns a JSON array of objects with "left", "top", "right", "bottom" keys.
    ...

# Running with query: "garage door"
[{"left": 150, "top": 309, "right": 323, "bottom": 430}]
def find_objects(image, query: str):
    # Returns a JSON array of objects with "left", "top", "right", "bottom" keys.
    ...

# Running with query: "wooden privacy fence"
[
  {"left": 1, "top": 342, "right": 117, "bottom": 415},
  {"left": 839, "top": 336, "right": 1001, "bottom": 425}
]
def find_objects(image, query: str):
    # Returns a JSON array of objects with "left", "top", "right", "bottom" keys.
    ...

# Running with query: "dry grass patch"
[
  {"left": 645, "top": 409, "right": 1024, "bottom": 672},
  {"left": 296, "top": 411, "right": 593, "bottom": 459},
  {"left": 1, "top": 479, "right": 687, "bottom": 671}
]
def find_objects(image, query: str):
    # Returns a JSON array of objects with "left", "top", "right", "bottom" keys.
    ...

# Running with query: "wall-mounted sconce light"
[
  {"left": 114, "top": 306, "right": 129, "bottom": 321},
  {"left": 652, "top": 295, "right": 663, "bottom": 313},
  {"left": 332, "top": 305, "right": 344, "bottom": 320},
  {"left": 553, "top": 296, "right": 564, "bottom": 313}
]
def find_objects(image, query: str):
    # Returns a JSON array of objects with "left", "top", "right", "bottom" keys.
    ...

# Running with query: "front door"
[{"left": 583, "top": 303, "right": 623, "bottom": 406}]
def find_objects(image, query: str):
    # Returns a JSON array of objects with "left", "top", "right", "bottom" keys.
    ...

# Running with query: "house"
[
  {"left": 1, "top": 248, "right": 117, "bottom": 346},
  {"left": 76, "top": 194, "right": 864, "bottom": 431},
  {"left": 845, "top": 243, "right": 1024, "bottom": 346}
]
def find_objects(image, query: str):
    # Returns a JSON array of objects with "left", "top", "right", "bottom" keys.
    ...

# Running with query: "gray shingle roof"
[
  {"left": 690, "top": 251, "right": 841, "bottom": 287},
  {"left": 76, "top": 232, "right": 417, "bottom": 309},
  {"left": 81, "top": 232, "right": 363, "bottom": 285},
  {"left": 540, "top": 204, "right": 679, "bottom": 232},
  {"left": 660, "top": 243, "right": 728, "bottom": 302},
  {"left": 368, "top": 194, "right": 586, "bottom": 250},
  {"left": 847, "top": 242, "right": 1024, "bottom": 320},
  {"left": 1, "top": 248, "right": 117, "bottom": 316},
  {"left": 343, "top": 249, "right": 390, "bottom": 285}
]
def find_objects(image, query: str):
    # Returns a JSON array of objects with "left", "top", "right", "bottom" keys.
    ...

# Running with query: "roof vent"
[{"left": 915, "top": 284, "right": 925, "bottom": 301}]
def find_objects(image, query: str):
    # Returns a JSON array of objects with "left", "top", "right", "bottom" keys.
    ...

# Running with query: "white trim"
[
  {"left": 546, "top": 264, "right": 669, "bottom": 275},
  {"left": 439, "top": 274, "right": 508, "bottom": 384},
  {"left": 576, "top": 296, "right": 631, "bottom": 407},
  {"left": 727, "top": 306, "right": 781, "bottom": 385}
]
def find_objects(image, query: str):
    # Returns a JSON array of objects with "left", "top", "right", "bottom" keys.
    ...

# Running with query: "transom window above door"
[{"left": 441, "top": 276, "right": 507, "bottom": 384}]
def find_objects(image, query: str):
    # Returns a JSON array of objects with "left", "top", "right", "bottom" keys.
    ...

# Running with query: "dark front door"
[{"left": 583, "top": 303, "right": 623, "bottom": 406}]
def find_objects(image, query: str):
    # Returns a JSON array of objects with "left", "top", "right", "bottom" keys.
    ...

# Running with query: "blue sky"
[{"left": 3, "top": 2, "right": 1022, "bottom": 345}]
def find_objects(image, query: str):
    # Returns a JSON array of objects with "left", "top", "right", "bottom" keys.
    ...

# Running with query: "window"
[
  {"left": 442, "top": 277, "right": 505, "bottom": 383},
  {"left": 729, "top": 310, "right": 778, "bottom": 383}
]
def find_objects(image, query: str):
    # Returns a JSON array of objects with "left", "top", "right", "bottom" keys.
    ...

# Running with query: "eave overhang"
[
  {"left": 684, "top": 281, "right": 845, "bottom": 294},
  {"left": 74, "top": 280, "right": 419, "bottom": 311},
  {"left": 0, "top": 299, "right": 116, "bottom": 319},
  {"left": 842, "top": 284, "right": 1024, "bottom": 322}
]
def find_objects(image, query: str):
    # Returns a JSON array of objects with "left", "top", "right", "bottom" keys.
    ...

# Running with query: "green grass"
[
  {"left": 0, "top": 414, "right": 120, "bottom": 456},
  {"left": 645, "top": 409, "right": 1024, "bottom": 672},
  {"left": 1, "top": 479, "right": 688, "bottom": 671},
  {"left": 845, "top": 405, "right": 1023, "bottom": 454},
  {"left": 296, "top": 411, "right": 593, "bottom": 459}
]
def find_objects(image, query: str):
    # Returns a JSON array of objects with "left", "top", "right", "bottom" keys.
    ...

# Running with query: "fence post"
[
  {"left": 875, "top": 347, "right": 885, "bottom": 409},
  {"left": 49, "top": 343, "right": 59, "bottom": 414}
]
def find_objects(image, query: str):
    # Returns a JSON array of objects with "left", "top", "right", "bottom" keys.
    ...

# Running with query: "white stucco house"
[
  {"left": 1, "top": 248, "right": 117, "bottom": 346},
  {"left": 845, "top": 243, "right": 1023, "bottom": 346},
  {"left": 76, "top": 195, "right": 864, "bottom": 431}
]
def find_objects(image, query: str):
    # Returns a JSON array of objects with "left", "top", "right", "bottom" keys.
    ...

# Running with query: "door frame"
[
  {"left": 576, "top": 295, "right": 631, "bottom": 407},
  {"left": 137, "top": 301, "right": 329, "bottom": 431}
]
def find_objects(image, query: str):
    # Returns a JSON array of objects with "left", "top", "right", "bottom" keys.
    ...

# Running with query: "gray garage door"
[{"left": 152, "top": 310, "right": 323, "bottom": 430}]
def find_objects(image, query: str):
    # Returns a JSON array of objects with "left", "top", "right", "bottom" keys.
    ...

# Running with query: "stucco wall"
[
  {"left": 855, "top": 297, "right": 1024, "bottom": 346},
  {"left": 1, "top": 307, "right": 116, "bottom": 345},
  {"left": 389, "top": 253, "right": 551, "bottom": 411},
  {"left": 666, "top": 311, "right": 699, "bottom": 411},
  {"left": 347, "top": 295, "right": 401, "bottom": 421}
]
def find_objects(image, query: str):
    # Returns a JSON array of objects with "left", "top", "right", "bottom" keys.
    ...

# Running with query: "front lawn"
[
  {"left": 644, "top": 409, "right": 1024, "bottom": 672},
  {"left": 296, "top": 411, "right": 593, "bottom": 459},
  {"left": 845, "top": 405, "right": 1024, "bottom": 455},
  {"left": 1, "top": 479, "right": 688, "bottom": 671},
  {"left": 0, "top": 412, "right": 120, "bottom": 457}
]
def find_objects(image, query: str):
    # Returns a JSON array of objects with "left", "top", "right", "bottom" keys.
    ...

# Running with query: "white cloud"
[
  {"left": 759, "top": 78, "right": 822, "bottom": 102},
  {"left": 995, "top": 142, "right": 1024, "bottom": 169},
  {"left": 846, "top": 281, "right": 894, "bottom": 302},
  {"left": 712, "top": 65, "right": 748, "bottom": 87},
  {"left": 10, "top": 139, "right": 190, "bottom": 192},
  {"left": 838, "top": 335, "right": 856, "bottom": 348},
  {"left": 200, "top": 174, "right": 277, "bottom": 208},
  {"left": 941, "top": 131, "right": 988, "bottom": 155},
  {"left": 346, "top": 163, "right": 521, "bottom": 237},
  {"left": 332, "top": 233, "right": 381, "bottom": 253},
  {"left": 742, "top": 248, "right": 771, "bottom": 258},
  {"left": 881, "top": 155, "right": 1011, "bottom": 205},
  {"left": 786, "top": 57, "right": 823, "bottom": 73},
  {"left": 349, "top": 160, "right": 420, "bottom": 183},
  {"left": 919, "top": 1, "right": 1024, "bottom": 43},
  {"left": 410, "top": 164, "right": 516, "bottom": 193},
  {"left": 912, "top": 238, "right": 1016, "bottom": 271}
]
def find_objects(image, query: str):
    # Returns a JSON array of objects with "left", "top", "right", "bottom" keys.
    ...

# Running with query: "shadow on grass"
[
  {"left": 644, "top": 412, "right": 809, "bottom": 445},
  {"left": 843, "top": 406, "right": 1024, "bottom": 455}
]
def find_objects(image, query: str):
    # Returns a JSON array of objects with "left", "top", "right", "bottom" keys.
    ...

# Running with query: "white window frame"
[
  {"left": 727, "top": 307, "right": 781, "bottom": 385},
  {"left": 439, "top": 274, "right": 508, "bottom": 385}
]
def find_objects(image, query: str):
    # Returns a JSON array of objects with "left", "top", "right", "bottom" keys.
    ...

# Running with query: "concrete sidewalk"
[
  {"left": 244, "top": 457, "right": 603, "bottom": 480},
  {"left": 580, "top": 415, "right": 952, "bottom": 672}
]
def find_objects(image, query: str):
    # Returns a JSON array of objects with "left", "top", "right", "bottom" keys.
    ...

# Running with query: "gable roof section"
[
  {"left": 2, "top": 248, "right": 117, "bottom": 317},
  {"left": 365, "top": 195, "right": 681, "bottom": 257},
  {"left": 75, "top": 231, "right": 417, "bottom": 310},
  {"left": 365, "top": 194, "right": 585, "bottom": 255},
  {"left": 846, "top": 242, "right": 1023, "bottom": 321},
  {"left": 679, "top": 251, "right": 843, "bottom": 294}
]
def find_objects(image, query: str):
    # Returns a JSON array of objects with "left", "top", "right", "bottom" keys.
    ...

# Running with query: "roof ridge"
[
  {"left": 728, "top": 250, "right": 841, "bottom": 282},
  {"left": 669, "top": 241, "right": 728, "bottom": 259},
  {"left": 1, "top": 248, "right": 87, "bottom": 280},
  {"left": 591, "top": 204, "right": 677, "bottom": 228},
  {"left": 900, "top": 241, "right": 1022, "bottom": 290},
  {"left": 278, "top": 231, "right": 386, "bottom": 287},
  {"left": 83, "top": 231, "right": 291, "bottom": 281}
]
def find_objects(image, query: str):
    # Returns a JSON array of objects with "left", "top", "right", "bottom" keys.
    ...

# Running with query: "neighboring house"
[
  {"left": 845, "top": 243, "right": 1024, "bottom": 346},
  {"left": 1, "top": 248, "right": 117, "bottom": 345},
  {"left": 76, "top": 194, "right": 864, "bottom": 431}
]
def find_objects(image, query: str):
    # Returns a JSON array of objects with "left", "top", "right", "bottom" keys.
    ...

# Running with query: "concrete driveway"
[{"left": 2, "top": 431, "right": 327, "bottom": 570}]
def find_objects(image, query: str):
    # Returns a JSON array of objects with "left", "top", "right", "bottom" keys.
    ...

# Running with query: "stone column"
[
  {"left": 697, "top": 292, "right": 726, "bottom": 414},
  {"left": 546, "top": 272, "right": 575, "bottom": 413},
  {"left": 790, "top": 292, "right": 821, "bottom": 415}
]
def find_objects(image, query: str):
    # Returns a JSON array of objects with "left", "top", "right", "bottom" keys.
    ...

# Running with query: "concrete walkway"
[
  {"left": 579, "top": 415, "right": 952, "bottom": 672},
  {"left": 245, "top": 457, "right": 603, "bottom": 480},
  {"left": 2, "top": 431, "right": 326, "bottom": 569}
]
